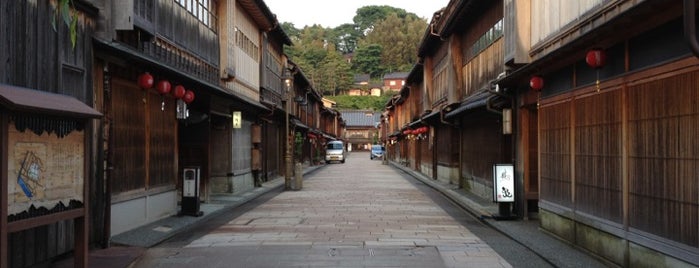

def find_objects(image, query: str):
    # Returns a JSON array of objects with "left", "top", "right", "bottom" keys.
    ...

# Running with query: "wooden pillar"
[{"left": 1, "top": 113, "right": 8, "bottom": 268}]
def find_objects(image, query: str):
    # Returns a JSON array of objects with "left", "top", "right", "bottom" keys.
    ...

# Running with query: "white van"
[{"left": 325, "top": 140, "right": 346, "bottom": 163}]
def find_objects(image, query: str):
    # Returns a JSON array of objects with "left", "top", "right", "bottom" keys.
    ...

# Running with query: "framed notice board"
[{"left": 0, "top": 84, "right": 101, "bottom": 267}]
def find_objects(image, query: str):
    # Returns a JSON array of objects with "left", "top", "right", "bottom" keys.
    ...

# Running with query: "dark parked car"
[{"left": 370, "top": 144, "right": 385, "bottom": 160}]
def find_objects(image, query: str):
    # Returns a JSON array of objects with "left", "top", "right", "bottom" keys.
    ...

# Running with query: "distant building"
[
  {"left": 341, "top": 110, "right": 381, "bottom": 151},
  {"left": 383, "top": 72, "right": 409, "bottom": 92},
  {"left": 349, "top": 74, "right": 381, "bottom": 96},
  {"left": 322, "top": 97, "right": 336, "bottom": 108},
  {"left": 354, "top": 74, "right": 370, "bottom": 85}
]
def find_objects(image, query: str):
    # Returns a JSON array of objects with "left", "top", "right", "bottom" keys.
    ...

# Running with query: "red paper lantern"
[
  {"left": 156, "top": 80, "right": 171, "bottom": 95},
  {"left": 138, "top": 72, "right": 154, "bottom": 90},
  {"left": 403, "top": 129, "right": 411, "bottom": 135},
  {"left": 530, "top": 76, "right": 544, "bottom": 91},
  {"left": 585, "top": 49, "right": 606, "bottom": 69},
  {"left": 173, "top": 85, "right": 186, "bottom": 99},
  {"left": 421, "top": 126, "right": 429, "bottom": 133},
  {"left": 183, "top": 90, "right": 195, "bottom": 104}
]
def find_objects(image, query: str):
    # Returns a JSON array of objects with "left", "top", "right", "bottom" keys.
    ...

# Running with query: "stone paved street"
[{"left": 134, "top": 153, "right": 514, "bottom": 267}]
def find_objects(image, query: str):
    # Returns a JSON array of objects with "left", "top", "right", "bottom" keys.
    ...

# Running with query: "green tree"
[
  {"left": 318, "top": 49, "right": 353, "bottom": 95},
  {"left": 353, "top": 5, "right": 410, "bottom": 34},
  {"left": 325, "top": 95, "right": 392, "bottom": 111},
  {"left": 283, "top": 25, "right": 354, "bottom": 95},
  {"left": 279, "top": 5, "right": 426, "bottom": 95},
  {"left": 362, "top": 13, "right": 426, "bottom": 74},
  {"left": 352, "top": 43, "right": 384, "bottom": 78},
  {"left": 331, "top": 23, "right": 361, "bottom": 54}
]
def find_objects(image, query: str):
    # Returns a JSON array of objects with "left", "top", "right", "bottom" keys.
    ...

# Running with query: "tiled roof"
[
  {"left": 354, "top": 74, "right": 370, "bottom": 84},
  {"left": 340, "top": 110, "right": 381, "bottom": 127},
  {"left": 383, "top": 72, "right": 409, "bottom": 80}
]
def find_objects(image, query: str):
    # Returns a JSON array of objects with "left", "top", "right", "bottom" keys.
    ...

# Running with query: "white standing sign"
[{"left": 493, "top": 164, "right": 515, "bottom": 202}]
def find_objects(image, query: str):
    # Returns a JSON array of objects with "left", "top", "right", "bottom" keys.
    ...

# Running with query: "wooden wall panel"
[
  {"left": 539, "top": 102, "right": 572, "bottom": 206},
  {"left": 147, "top": 93, "right": 177, "bottom": 187},
  {"left": 110, "top": 79, "right": 146, "bottom": 193},
  {"left": 460, "top": 114, "right": 503, "bottom": 188},
  {"left": 574, "top": 90, "right": 623, "bottom": 222},
  {"left": 263, "top": 123, "right": 280, "bottom": 180},
  {"left": 435, "top": 126, "right": 457, "bottom": 166},
  {"left": 531, "top": 0, "right": 605, "bottom": 46},
  {"left": 232, "top": 120, "right": 252, "bottom": 174},
  {"left": 461, "top": 39, "right": 504, "bottom": 97},
  {"left": 628, "top": 71, "right": 699, "bottom": 247},
  {"left": 210, "top": 115, "right": 231, "bottom": 176}
]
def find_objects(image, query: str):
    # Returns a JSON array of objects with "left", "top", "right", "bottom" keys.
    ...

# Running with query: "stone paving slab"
[
  {"left": 61, "top": 153, "right": 606, "bottom": 268},
  {"left": 134, "top": 245, "right": 447, "bottom": 268},
  {"left": 144, "top": 154, "right": 512, "bottom": 268}
]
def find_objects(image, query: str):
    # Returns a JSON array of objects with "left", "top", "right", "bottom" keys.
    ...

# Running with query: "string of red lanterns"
[
  {"left": 136, "top": 72, "right": 195, "bottom": 103},
  {"left": 402, "top": 126, "right": 430, "bottom": 136}
]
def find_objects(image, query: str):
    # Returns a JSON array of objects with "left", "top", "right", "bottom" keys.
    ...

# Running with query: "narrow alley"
[{"left": 132, "top": 152, "right": 550, "bottom": 268}]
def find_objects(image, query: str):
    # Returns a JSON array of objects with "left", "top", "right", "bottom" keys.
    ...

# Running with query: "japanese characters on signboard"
[{"left": 493, "top": 164, "right": 515, "bottom": 202}]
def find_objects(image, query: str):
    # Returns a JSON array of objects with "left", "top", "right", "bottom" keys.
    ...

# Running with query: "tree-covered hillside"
[
  {"left": 325, "top": 95, "right": 392, "bottom": 112},
  {"left": 281, "top": 6, "right": 427, "bottom": 97}
]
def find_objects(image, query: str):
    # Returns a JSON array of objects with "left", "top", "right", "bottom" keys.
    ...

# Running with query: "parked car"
[
  {"left": 370, "top": 144, "right": 385, "bottom": 160},
  {"left": 325, "top": 140, "right": 346, "bottom": 163}
]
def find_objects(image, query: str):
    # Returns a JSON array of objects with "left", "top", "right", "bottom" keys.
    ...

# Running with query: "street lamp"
[{"left": 283, "top": 67, "right": 294, "bottom": 190}]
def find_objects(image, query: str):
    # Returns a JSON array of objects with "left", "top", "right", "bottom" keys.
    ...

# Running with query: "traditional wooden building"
[
  {"left": 341, "top": 110, "right": 381, "bottom": 151},
  {"left": 285, "top": 62, "right": 340, "bottom": 165},
  {"left": 500, "top": 0, "right": 699, "bottom": 266},
  {"left": 385, "top": 0, "right": 699, "bottom": 265},
  {"left": 382, "top": 72, "right": 409, "bottom": 92},
  {"left": 91, "top": 0, "right": 291, "bottom": 239}
]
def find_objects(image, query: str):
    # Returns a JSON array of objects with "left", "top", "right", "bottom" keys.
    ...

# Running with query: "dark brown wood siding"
[
  {"left": 628, "top": 71, "right": 698, "bottom": 247},
  {"left": 210, "top": 115, "right": 231, "bottom": 176},
  {"left": 540, "top": 62, "right": 699, "bottom": 250},
  {"left": 435, "top": 126, "right": 458, "bottom": 166},
  {"left": 539, "top": 103, "right": 573, "bottom": 207},
  {"left": 111, "top": 79, "right": 147, "bottom": 193},
  {"left": 147, "top": 91, "right": 178, "bottom": 187},
  {"left": 109, "top": 76, "right": 177, "bottom": 193},
  {"left": 460, "top": 113, "right": 503, "bottom": 192},
  {"left": 574, "top": 90, "right": 623, "bottom": 222},
  {"left": 263, "top": 122, "right": 280, "bottom": 180}
]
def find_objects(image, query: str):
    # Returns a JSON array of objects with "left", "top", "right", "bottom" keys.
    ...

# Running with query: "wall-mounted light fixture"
[{"left": 294, "top": 91, "right": 311, "bottom": 106}]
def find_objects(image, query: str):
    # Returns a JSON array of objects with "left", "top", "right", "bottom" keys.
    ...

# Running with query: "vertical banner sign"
[
  {"left": 232, "top": 111, "right": 242, "bottom": 129},
  {"left": 493, "top": 164, "right": 515, "bottom": 202}
]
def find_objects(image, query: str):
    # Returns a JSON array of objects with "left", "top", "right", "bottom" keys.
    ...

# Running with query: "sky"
[{"left": 263, "top": 0, "right": 449, "bottom": 28}]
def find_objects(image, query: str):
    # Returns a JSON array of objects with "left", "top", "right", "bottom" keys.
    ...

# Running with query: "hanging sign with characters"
[{"left": 493, "top": 164, "right": 515, "bottom": 203}]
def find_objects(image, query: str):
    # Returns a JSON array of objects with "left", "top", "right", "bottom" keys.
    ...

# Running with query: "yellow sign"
[{"left": 232, "top": 111, "right": 242, "bottom": 128}]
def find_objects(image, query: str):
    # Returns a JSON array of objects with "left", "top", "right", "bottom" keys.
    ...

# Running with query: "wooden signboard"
[{"left": 0, "top": 84, "right": 101, "bottom": 268}]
